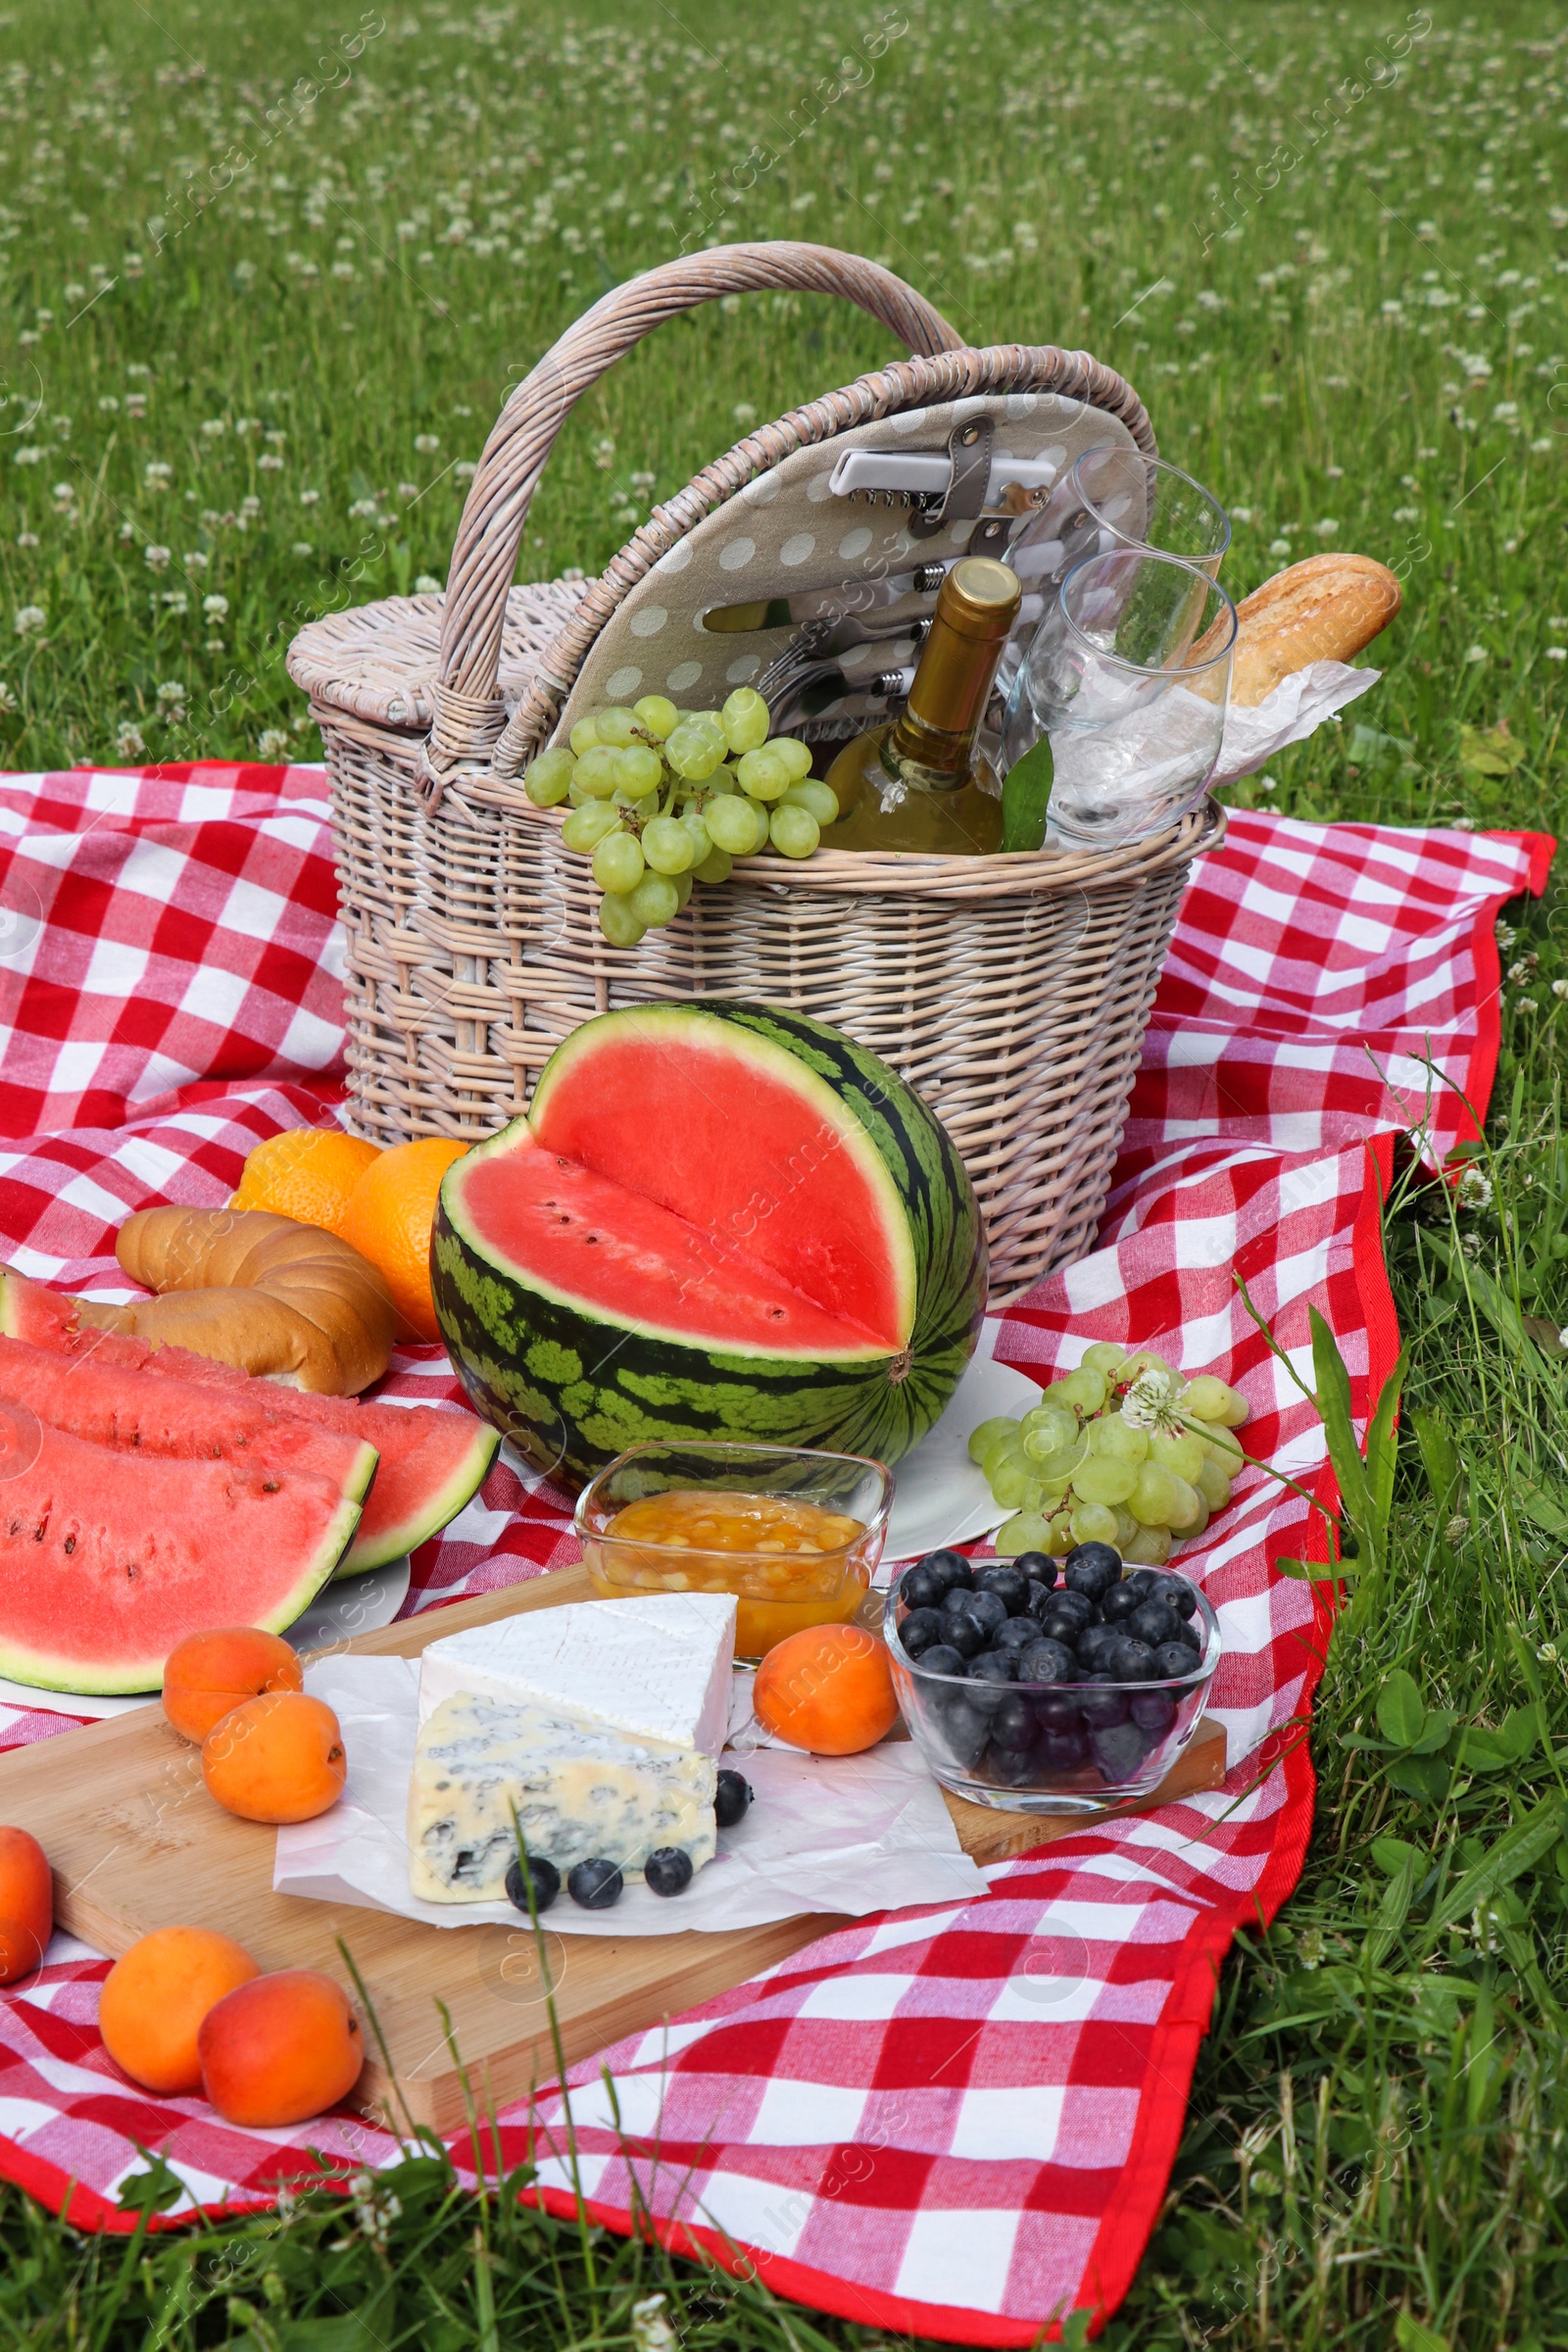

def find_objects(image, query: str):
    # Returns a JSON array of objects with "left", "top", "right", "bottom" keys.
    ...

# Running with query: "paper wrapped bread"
[{"left": 1194, "top": 554, "right": 1401, "bottom": 705}]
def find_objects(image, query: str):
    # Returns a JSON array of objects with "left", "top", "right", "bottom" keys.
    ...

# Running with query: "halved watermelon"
[
  {"left": 431, "top": 1001, "right": 986, "bottom": 1484},
  {"left": 0, "top": 1422, "right": 360, "bottom": 1693},
  {"left": 0, "top": 1271, "right": 498, "bottom": 1575}
]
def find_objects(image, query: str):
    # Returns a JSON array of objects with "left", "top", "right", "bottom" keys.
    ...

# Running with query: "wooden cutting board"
[{"left": 0, "top": 1568, "right": 1225, "bottom": 2132}]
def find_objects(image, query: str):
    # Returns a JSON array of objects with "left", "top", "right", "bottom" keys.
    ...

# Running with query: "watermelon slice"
[
  {"left": 0, "top": 1271, "right": 498, "bottom": 1574},
  {"left": 0, "top": 1422, "right": 361, "bottom": 1693}
]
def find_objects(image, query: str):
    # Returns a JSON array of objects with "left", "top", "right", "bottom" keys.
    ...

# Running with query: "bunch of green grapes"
[
  {"left": 522, "top": 687, "right": 839, "bottom": 949},
  {"left": 966, "top": 1344, "right": 1250, "bottom": 1562}
]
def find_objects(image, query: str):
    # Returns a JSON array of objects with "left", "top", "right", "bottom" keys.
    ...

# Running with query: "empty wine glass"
[
  {"left": 1006, "top": 446, "right": 1231, "bottom": 594},
  {"left": 1001, "top": 549, "right": 1237, "bottom": 853}
]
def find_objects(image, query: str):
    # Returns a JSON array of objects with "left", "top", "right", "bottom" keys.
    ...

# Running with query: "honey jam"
[{"left": 587, "top": 1489, "right": 873, "bottom": 1658}]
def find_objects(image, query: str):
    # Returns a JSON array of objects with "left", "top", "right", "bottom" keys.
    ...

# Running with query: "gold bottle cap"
[{"left": 937, "top": 558, "right": 1022, "bottom": 642}]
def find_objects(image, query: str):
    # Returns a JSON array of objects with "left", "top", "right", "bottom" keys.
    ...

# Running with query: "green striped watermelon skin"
[{"left": 431, "top": 1001, "right": 986, "bottom": 1486}]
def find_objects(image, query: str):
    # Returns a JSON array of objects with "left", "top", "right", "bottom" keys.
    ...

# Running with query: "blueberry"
[
  {"left": 994, "top": 1616, "right": 1042, "bottom": 1651},
  {"left": 975, "top": 1565, "right": 1030, "bottom": 1616},
  {"left": 942, "top": 1611, "right": 986, "bottom": 1659},
  {"left": 1131, "top": 1689, "right": 1178, "bottom": 1733},
  {"left": 644, "top": 1846, "right": 695, "bottom": 1897},
  {"left": 898, "top": 1607, "right": 948, "bottom": 1659},
  {"left": 1013, "top": 1551, "right": 1058, "bottom": 1592},
  {"left": 934, "top": 1694, "right": 991, "bottom": 1770},
  {"left": 1104, "top": 1634, "right": 1158, "bottom": 1683},
  {"left": 714, "top": 1768, "right": 754, "bottom": 1828},
  {"left": 1016, "top": 1638, "right": 1077, "bottom": 1685},
  {"left": 1168, "top": 1614, "right": 1202, "bottom": 1653},
  {"left": 1062, "top": 1542, "right": 1122, "bottom": 1602},
  {"left": 897, "top": 1562, "right": 944, "bottom": 1613},
  {"left": 1040, "top": 1723, "right": 1089, "bottom": 1771},
  {"left": 1044, "top": 1588, "right": 1093, "bottom": 1629},
  {"left": 1091, "top": 1720, "right": 1152, "bottom": 1786},
  {"left": 1075, "top": 1622, "right": 1119, "bottom": 1672},
  {"left": 1129, "top": 1599, "right": 1180, "bottom": 1651},
  {"left": 969, "top": 1649, "right": 1018, "bottom": 1684},
  {"left": 1099, "top": 1583, "right": 1144, "bottom": 1626},
  {"left": 1079, "top": 1685, "right": 1130, "bottom": 1729},
  {"left": 504, "top": 1854, "right": 561, "bottom": 1916},
  {"left": 1152, "top": 1641, "right": 1200, "bottom": 1681},
  {"left": 1036, "top": 1690, "right": 1082, "bottom": 1730},
  {"left": 992, "top": 1692, "right": 1039, "bottom": 1750},
  {"left": 918, "top": 1642, "right": 968, "bottom": 1678},
  {"left": 919, "top": 1548, "right": 974, "bottom": 1593},
  {"left": 1165, "top": 1578, "right": 1200, "bottom": 1620},
  {"left": 957, "top": 1588, "right": 1008, "bottom": 1637},
  {"left": 987, "top": 1743, "right": 1044, "bottom": 1788},
  {"left": 1122, "top": 1567, "right": 1167, "bottom": 1603},
  {"left": 567, "top": 1858, "right": 623, "bottom": 1910}
]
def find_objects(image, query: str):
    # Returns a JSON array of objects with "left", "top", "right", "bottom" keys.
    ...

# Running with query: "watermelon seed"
[
  {"left": 262, "top": 1479, "right": 280, "bottom": 1493},
  {"left": 63, "top": 1536, "right": 74, "bottom": 1553}
]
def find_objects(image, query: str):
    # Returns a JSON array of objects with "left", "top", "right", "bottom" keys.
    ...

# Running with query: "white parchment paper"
[
  {"left": 1211, "top": 661, "right": 1381, "bottom": 788},
  {"left": 273, "top": 1657, "right": 986, "bottom": 1936}
]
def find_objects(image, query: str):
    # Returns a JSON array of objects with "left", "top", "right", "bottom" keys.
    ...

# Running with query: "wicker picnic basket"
[{"left": 287, "top": 243, "right": 1221, "bottom": 1299}]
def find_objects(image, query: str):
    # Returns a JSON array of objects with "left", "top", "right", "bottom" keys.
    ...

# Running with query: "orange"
[
  {"left": 231, "top": 1126, "right": 382, "bottom": 1238},
  {"left": 340, "top": 1138, "right": 469, "bottom": 1343},
  {"left": 752, "top": 1623, "right": 900, "bottom": 1756},
  {"left": 201, "top": 1690, "right": 348, "bottom": 1824},
  {"left": 98, "top": 1926, "right": 259, "bottom": 2094}
]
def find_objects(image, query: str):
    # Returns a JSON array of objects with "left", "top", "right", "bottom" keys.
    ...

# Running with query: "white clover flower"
[
  {"left": 1553, "top": 979, "right": 1568, "bottom": 1000},
  {"left": 258, "top": 453, "right": 283, "bottom": 471},
  {"left": 396, "top": 480, "right": 419, "bottom": 501},
  {"left": 1464, "top": 645, "right": 1488, "bottom": 664},
  {"left": 732, "top": 402, "right": 758, "bottom": 425},
  {"left": 289, "top": 540, "right": 314, "bottom": 557},
  {"left": 161, "top": 592, "right": 188, "bottom": 613},
  {"left": 202, "top": 594, "right": 228, "bottom": 619},
  {"left": 1314, "top": 517, "right": 1340, "bottom": 537},
  {"left": 98, "top": 395, "right": 120, "bottom": 413},
  {"left": 155, "top": 680, "right": 186, "bottom": 706},
  {"left": 299, "top": 488, "right": 320, "bottom": 506},
  {"left": 16, "top": 532, "right": 37, "bottom": 549},
  {"left": 144, "top": 544, "right": 172, "bottom": 571},
  {"left": 1546, "top": 647, "right": 1567, "bottom": 662},
  {"left": 1267, "top": 537, "right": 1291, "bottom": 556},
  {"left": 453, "top": 461, "right": 475, "bottom": 480},
  {"left": 143, "top": 460, "right": 172, "bottom": 487},
  {"left": 0, "top": 682, "right": 16, "bottom": 714},
  {"left": 415, "top": 573, "right": 442, "bottom": 593},
  {"left": 414, "top": 432, "right": 440, "bottom": 454},
  {"left": 1507, "top": 958, "right": 1537, "bottom": 983},
  {"left": 257, "top": 728, "right": 290, "bottom": 760},
  {"left": 52, "top": 482, "right": 74, "bottom": 505},
  {"left": 1518, "top": 998, "right": 1540, "bottom": 1014},
  {"left": 1456, "top": 1166, "right": 1493, "bottom": 1209},
  {"left": 13, "top": 445, "right": 43, "bottom": 466},
  {"left": 13, "top": 607, "right": 45, "bottom": 636},
  {"left": 348, "top": 497, "right": 377, "bottom": 518},
  {"left": 200, "top": 419, "right": 227, "bottom": 438},
  {"left": 182, "top": 551, "right": 208, "bottom": 570},
  {"left": 629, "top": 2295, "right": 679, "bottom": 2352},
  {"left": 114, "top": 720, "right": 145, "bottom": 759}
]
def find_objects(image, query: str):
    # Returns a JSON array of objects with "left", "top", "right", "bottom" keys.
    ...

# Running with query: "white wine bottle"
[{"left": 820, "top": 558, "right": 1020, "bottom": 855}]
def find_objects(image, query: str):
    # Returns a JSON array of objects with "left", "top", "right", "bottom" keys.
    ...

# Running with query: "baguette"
[{"left": 1192, "top": 553, "right": 1400, "bottom": 705}]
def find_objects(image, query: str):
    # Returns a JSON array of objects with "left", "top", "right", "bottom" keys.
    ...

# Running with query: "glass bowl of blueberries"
[{"left": 883, "top": 1539, "right": 1219, "bottom": 1814}]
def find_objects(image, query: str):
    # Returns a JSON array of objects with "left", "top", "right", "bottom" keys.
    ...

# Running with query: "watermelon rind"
[
  {"left": 334, "top": 1414, "right": 499, "bottom": 1575},
  {"left": 432, "top": 1001, "right": 986, "bottom": 1486}
]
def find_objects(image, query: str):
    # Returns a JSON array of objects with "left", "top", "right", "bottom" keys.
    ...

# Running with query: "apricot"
[
  {"left": 98, "top": 1926, "right": 259, "bottom": 2094},
  {"left": 163, "top": 1626, "right": 304, "bottom": 1744},
  {"left": 199, "top": 1969, "right": 364, "bottom": 2127},
  {"left": 0, "top": 1826, "right": 52, "bottom": 1986},
  {"left": 201, "top": 1690, "right": 347, "bottom": 1824},
  {"left": 753, "top": 1622, "right": 900, "bottom": 1756}
]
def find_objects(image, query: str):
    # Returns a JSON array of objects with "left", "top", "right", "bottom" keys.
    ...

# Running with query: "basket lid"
[{"left": 288, "top": 577, "right": 588, "bottom": 735}]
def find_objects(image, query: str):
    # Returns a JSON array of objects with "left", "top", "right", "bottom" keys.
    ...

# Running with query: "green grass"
[{"left": 0, "top": 0, "right": 1566, "bottom": 2343}]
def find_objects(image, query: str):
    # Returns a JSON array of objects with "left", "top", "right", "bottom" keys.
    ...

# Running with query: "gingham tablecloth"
[{"left": 0, "top": 764, "right": 1549, "bottom": 2346}]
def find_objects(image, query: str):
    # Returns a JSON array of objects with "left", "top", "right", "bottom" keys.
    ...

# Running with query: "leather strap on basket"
[{"left": 417, "top": 244, "right": 961, "bottom": 803}]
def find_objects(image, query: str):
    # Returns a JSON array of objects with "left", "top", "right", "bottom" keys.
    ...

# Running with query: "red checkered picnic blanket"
[{"left": 0, "top": 765, "right": 1549, "bottom": 2345}]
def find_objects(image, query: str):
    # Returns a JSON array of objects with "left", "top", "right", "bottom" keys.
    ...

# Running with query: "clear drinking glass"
[
  {"left": 1007, "top": 446, "right": 1232, "bottom": 597},
  {"left": 1001, "top": 549, "right": 1237, "bottom": 853}
]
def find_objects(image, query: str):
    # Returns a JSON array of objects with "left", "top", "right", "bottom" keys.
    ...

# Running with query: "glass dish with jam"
[{"left": 574, "top": 1442, "right": 893, "bottom": 1661}]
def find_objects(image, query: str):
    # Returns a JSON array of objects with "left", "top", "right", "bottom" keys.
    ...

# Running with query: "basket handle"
[{"left": 423, "top": 243, "right": 965, "bottom": 781}]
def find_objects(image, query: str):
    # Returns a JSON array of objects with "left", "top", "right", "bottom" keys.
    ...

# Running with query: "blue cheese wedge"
[{"left": 409, "top": 1592, "right": 736, "bottom": 1904}]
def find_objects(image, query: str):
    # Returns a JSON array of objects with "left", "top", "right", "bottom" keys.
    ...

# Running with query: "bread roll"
[
  {"left": 104, "top": 1207, "right": 397, "bottom": 1395},
  {"left": 1192, "top": 554, "right": 1401, "bottom": 705}
]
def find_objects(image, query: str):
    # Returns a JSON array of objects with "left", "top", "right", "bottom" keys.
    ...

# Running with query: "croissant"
[{"left": 91, "top": 1208, "right": 397, "bottom": 1396}]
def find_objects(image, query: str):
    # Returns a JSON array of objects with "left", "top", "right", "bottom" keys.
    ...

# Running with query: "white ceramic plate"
[
  {"left": 0, "top": 1556, "right": 414, "bottom": 1724},
  {"left": 883, "top": 1336, "right": 1041, "bottom": 1566}
]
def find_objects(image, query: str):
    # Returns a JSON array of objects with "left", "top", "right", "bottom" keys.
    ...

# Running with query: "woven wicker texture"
[{"left": 291, "top": 243, "right": 1210, "bottom": 1297}]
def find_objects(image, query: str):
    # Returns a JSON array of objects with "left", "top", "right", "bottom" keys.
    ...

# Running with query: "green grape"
[
  {"left": 573, "top": 745, "right": 623, "bottom": 800},
  {"left": 561, "top": 801, "right": 622, "bottom": 854},
  {"left": 671, "top": 871, "right": 693, "bottom": 911},
  {"left": 1212, "top": 1383, "right": 1250, "bottom": 1429},
  {"left": 994, "top": 1511, "right": 1052, "bottom": 1560},
  {"left": 1121, "top": 1349, "right": 1173, "bottom": 1385},
  {"left": 567, "top": 780, "right": 593, "bottom": 807},
  {"left": 665, "top": 718, "right": 726, "bottom": 781},
  {"left": 1088, "top": 1415, "right": 1149, "bottom": 1466},
  {"left": 615, "top": 744, "right": 664, "bottom": 799},
  {"left": 1199, "top": 1422, "right": 1245, "bottom": 1466},
  {"left": 633, "top": 694, "right": 679, "bottom": 741},
  {"left": 1123, "top": 1522, "right": 1172, "bottom": 1567},
  {"left": 628, "top": 871, "right": 680, "bottom": 929},
  {"left": 642, "top": 815, "right": 696, "bottom": 875},
  {"left": 568, "top": 715, "right": 602, "bottom": 757},
  {"left": 1070, "top": 1456, "right": 1137, "bottom": 1508},
  {"left": 1081, "top": 1341, "right": 1131, "bottom": 1379},
  {"left": 1054, "top": 1365, "right": 1108, "bottom": 1414},
  {"left": 720, "top": 686, "right": 770, "bottom": 756},
  {"left": 768, "top": 804, "right": 820, "bottom": 859},
  {"left": 1032, "top": 1438, "right": 1087, "bottom": 1488},
  {"left": 1165, "top": 1475, "right": 1204, "bottom": 1532},
  {"left": 692, "top": 843, "right": 733, "bottom": 886},
  {"left": 967, "top": 1415, "right": 1020, "bottom": 1465},
  {"left": 1021, "top": 1408, "right": 1078, "bottom": 1463},
  {"left": 1069, "top": 1501, "right": 1120, "bottom": 1547},
  {"left": 989, "top": 1457, "right": 1035, "bottom": 1511},
  {"left": 980, "top": 1427, "right": 1028, "bottom": 1473},
  {"left": 1112, "top": 1506, "right": 1140, "bottom": 1550},
  {"left": 598, "top": 895, "right": 647, "bottom": 949},
  {"left": 524, "top": 747, "right": 575, "bottom": 808},
  {"left": 1045, "top": 1512, "right": 1076, "bottom": 1557},
  {"left": 782, "top": 778, "right": 840, "bottom": 826},
  {"left": 592, "top": 828, "right": 645, "bottom": 896},
  {"left": 737, "top": 747, "right": 791, "bottom": 801},
  {"left": 771, "top": 736, "right": 814, "bottom": 783},
  {"left": 595, "top": 706, "right": 640, "bottom": 748},
  {"left": 705, "top": 793, "right": 766, "bottom": 855},
  {"left": 1129, "top": 1462, "right": 1184, "bottom": 1527},
  {"left": 1196, "top": 1457, "right": 1232, "bottom": 1513},
  {"left": 680, "top": 810, "right": 712, "bottom": 862},
  {"left": 1148, "top": 1428, "right": 1207, "bottom": 1482}
]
